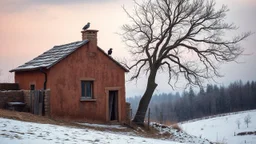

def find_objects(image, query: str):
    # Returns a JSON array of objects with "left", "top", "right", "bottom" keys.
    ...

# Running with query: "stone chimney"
[{"left": 81, "top": 30, "right": 98, "bottom": 53}]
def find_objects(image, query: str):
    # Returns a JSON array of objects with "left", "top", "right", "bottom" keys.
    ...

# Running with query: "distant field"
[{"left": 180, "top": 109, "right": 256, "bottom": 144}]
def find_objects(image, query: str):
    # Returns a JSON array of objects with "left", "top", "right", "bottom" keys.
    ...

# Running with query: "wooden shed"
[{"left": 10, "top": 29, "right": 129, "bottom": 123}]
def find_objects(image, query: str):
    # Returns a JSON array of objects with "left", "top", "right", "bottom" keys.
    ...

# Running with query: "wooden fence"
[{"left": 30, "top": 90, "right": 45, "bottom": 115}]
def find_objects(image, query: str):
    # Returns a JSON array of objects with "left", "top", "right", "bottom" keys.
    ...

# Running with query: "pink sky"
[{"left": 0, "top": 0, "right": 255, "bottom": 96}]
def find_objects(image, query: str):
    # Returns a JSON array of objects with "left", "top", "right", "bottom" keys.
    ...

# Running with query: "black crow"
[
  {"left": 108, "top": 48, "right": 113, "bottom": 55},
  {"left": 82, "top": 22, "right": 90, "bottom": 30}
]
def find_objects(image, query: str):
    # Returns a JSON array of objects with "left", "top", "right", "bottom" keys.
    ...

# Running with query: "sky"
[{"left": 0, "top": 0, "right": 255, "bottom": 97}]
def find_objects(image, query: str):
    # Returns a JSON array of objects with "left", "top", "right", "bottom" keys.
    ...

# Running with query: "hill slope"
[
  {"left": 0, "top": 117, "right": 183, "bottom": 144},
  {"left": 180, "top": 110, "right": 256, "bottom": 144}
]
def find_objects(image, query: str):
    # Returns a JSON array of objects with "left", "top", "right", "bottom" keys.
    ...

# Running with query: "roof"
[{"left": 10, "top": 40, "right": 129, "bottom": 72}]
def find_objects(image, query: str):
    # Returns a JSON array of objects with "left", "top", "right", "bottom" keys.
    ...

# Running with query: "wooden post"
[
  {"left": 130, "top": 109, "right": 132, "bottom": 125},
  {"left": 130, "top": 109, "right": 132, "bottom": 120},
  {"left": 38, "top": 91, "right": 43, "bottom": 116},
  {"left": 30, "top": 91, "right": 33, "bottom": 114},
  {"left": 160, "top": 111, "right": 163, "bottom": 124},
  {"left": 148, "top": 108, "right": 150, "bottom": 130}
]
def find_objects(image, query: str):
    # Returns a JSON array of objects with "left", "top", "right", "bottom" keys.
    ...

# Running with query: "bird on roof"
[
  {"left": 108, "top": 48, "right": 113, "bottom": 56},
  {"left": 82, "top": 22, "right": 90, "bottom": 30}
]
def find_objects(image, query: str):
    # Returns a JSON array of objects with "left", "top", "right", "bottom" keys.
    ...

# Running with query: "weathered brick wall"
[
  {"left": 0, "top": 90, "right": 50, "bottom": 116},
  {"left": 44, "top": 90, "right": 51, "bottom": 117},
  {"left": 0, "top": 83, "right": 19, "bottom": 91},
  {"left": 23, "top": 90, "right": 31, "bottom": 111},
  {"left": 0, "top": 91, "right": 24, "bottom": 108}
]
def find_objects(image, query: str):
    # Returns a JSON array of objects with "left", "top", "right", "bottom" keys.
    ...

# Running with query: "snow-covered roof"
[
  {"left": 10, "top": 40, "right": 129, "bottom": 72},
  {"left": 10, "top": 40, "right": 89, "bottom": 72}
]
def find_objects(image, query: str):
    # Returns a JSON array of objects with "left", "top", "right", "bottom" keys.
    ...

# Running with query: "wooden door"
[{"left": 109, "top": 90, "right": 118, "bottom": 121}]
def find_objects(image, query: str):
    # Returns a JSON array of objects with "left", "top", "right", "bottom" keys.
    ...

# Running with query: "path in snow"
[{"left": 77, "top": 122, "right": 127, "bottom": 130}]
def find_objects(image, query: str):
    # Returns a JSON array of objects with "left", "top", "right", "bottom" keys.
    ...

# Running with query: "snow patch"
[
  {"left": 0, "top": 118, "right": 181, "bottom": 144},
  {"left": 180, "top": 110, "right": 256, "bottom": 144},
  {"left": 151, "top": 122, "right": 212, "bottom": 144}
]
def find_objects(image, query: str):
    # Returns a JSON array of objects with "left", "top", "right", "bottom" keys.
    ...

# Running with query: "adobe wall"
[
  {"left": 48, "top": 44, "right": 126, "bottom": 122},
  {"left": 15, "top": 70, "right": 49, "bottom": 90}
]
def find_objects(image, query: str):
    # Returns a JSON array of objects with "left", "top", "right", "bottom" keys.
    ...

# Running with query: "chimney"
[{"left": 81, "top": 30, "right": 98, "bottom": 52}]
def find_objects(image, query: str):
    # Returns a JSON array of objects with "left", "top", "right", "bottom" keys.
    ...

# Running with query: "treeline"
[{"left": 127, "top": 80, "right": 256, "bottom": 122}]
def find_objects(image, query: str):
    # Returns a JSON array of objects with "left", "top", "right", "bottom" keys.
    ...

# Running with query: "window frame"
[
  {"left": 80, "top": 78, "right": 95, "bottom": 100},
  {"left": 30, "top": 83, "right": 36, "bottom": 90}
]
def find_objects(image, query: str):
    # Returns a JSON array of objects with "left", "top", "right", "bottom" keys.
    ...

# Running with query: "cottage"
[{"left": 10, "top": 28, "right": 129, "bottom": 123}]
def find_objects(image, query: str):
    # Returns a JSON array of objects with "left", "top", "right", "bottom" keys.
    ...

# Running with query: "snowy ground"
[
  {"left": 152, "top": 123, "right": 212, "bottom": 144},
  {"left": 0, "top": 118, "right": 182, "bottom": 144},
  {"left": 180, "top": 110, "right": 256, "bottom": 144}
]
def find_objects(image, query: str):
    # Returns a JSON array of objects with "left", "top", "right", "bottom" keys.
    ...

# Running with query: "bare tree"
[
  {"left": 121, "top": 0, "right": 251, "bottom": 125},
  {"left": 236, "top": 119, "right": 241, "bottom": 129},
  {"left": 5, "top": 72, "right": 14, "bottom": 83},
  {"left": 0, "top": 69, "right": 14, "bottom": 83},
  {"left": 244, "top": 114, "right": 251, "bottom": 128}
]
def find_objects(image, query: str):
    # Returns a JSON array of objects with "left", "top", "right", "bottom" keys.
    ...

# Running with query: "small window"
[
  {"left": 30, "top": 84, "right": 35, "bottom": 90},
  {"left": 81, "top": 81, "right": 93, "bottom": 98}
]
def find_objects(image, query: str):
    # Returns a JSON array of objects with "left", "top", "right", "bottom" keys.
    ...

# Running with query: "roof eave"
[{"left": 9, "top": 67, "right": 47, "bottom": 72}]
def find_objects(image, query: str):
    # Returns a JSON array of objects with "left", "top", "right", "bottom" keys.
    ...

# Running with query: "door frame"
[{"left": 105, "top": 87, "right": 121, "bottom": 122}]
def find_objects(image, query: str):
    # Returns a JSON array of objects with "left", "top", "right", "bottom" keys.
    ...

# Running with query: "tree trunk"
[{"left": 132, "top": 69, "right": 158, "bottom": 125}]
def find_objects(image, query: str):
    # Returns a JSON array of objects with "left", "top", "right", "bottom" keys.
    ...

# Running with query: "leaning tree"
[{"left": 121, "top": 0, "right": 251, "bottom": 125}]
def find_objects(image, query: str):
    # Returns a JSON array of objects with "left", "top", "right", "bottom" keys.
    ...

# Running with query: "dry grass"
[
  {"left": 0, "top": 109, "right": 184, "bottom": 140},
  {"left": 149, "top": 119, "right": 178, "bottom": 126},
  {"left": 128, "top": 122, "right": 171, "bottom": 139},
  {"left": 0, "top": 109, "right": 166, "bottom": 138},
  {"left": 153, "top": 120, "right": 182, "bottom": 132},
  {"left": 0, "top": 109, "right": 58, "bottom": 125},
  {"left": 0, "top": 109, "right": 128, "bottom": 132},
  {"left": 163, "top": 120, "right": 178, "bottom": 126}
]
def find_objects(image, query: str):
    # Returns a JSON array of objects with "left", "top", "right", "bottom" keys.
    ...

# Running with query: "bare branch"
[{"left": 121, "top": 0, "right": 252, "bottom": 87}]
